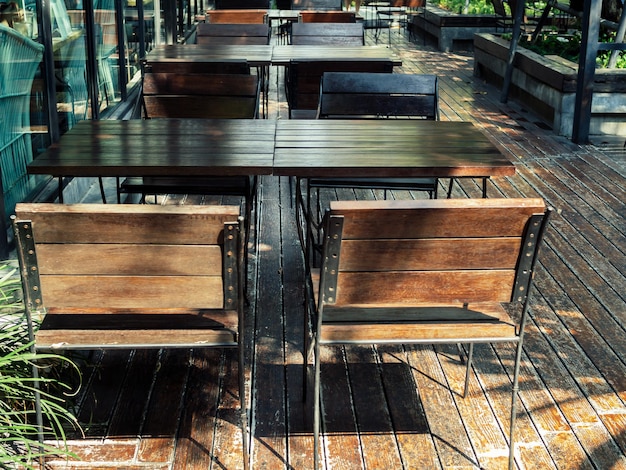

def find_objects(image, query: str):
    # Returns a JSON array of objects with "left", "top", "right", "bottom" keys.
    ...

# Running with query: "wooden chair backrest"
[
  {"left": 299, "top": 11, "right": 356, "bottom": 22},
  {"left": 206, "top": 9, "right": 268, "bottom": 23},
  {"left": 143, "top": 71, "right": 260, "bottom": 118},
  {"left": 321, "top": 198, "right": 546, "bottom": 307},
  {"left": 214, "top": 0, "right": 270, "bottom": 9},
  {"left": 196, "top": 23, "right": 270, "bottom": 45},
  {"left": 291, "top": 0, "right": 342, "bottom": 10},
  {"left": 288, "top": 59, "right": 393, "bottom": 111},
  {"left": 144, "top": 59, "right": 251, "bottom": 75},
  {"left": 13, "top": 203, "right": 243, "bottom": 349},
  {"left": 290, "top": 22, "right": 364, "bottom": 45},
  {"left": 318, "top": 72, "right": 439, "bottom": 119}
]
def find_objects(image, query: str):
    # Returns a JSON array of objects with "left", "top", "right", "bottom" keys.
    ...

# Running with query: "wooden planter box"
[
  {"left": 409, "top": 6, "right": 497, "bottom": 51},
  {"left": 474, "top": 33, "right": 626, "bottom": 137}
]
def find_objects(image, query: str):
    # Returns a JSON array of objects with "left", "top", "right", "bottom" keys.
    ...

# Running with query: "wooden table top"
[
  {"left": 145, "top": 44, "right": 274, "bottom": 67},
  {"left": 28, "top": 119, "right": 276, "bottom": 177},
  {"left": 28, "top": 119, "right": 514, "bottom": 179},
  {"left": 270, "top": 45, "right": 402, "bottom": 66},
  {"left": 273, "top": 120, "right": 514, "bottom": 177},
  {"left": 144, "top": 44, "right": 400, "bottom": 67}
]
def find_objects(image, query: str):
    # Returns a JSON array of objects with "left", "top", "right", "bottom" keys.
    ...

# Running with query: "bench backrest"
[
  {"left": 196, "top": 23, "right": 270, "bottom": 45},
  {"left": 144, "top": 58, "right": 251, "bottom": 75},
  {"left": 287, "top": 59, "right": 393, "bottom": 113},
  {"left": 299, "top": 11, "right": 356, "bottom": 22},
  {"left": 13, "top": 203, "right": 244, "bottom": 349},
  {"left": 206, "top": 9, "right": 268, "bottom": 23},
  {"left": 290, "top": 22, "right": 364, "bottom": 45},
  {"left": 291, "top": 0, "right": 342, "bottom": 10},
  {"left": 143, "top": 71, "right": 260, "bottom": 118},
  {"left": 318, "top": 72, "right": 439, "bottom": 119},
  {"left": 319, "top": 198, "right": 549, "bottom": 308}
]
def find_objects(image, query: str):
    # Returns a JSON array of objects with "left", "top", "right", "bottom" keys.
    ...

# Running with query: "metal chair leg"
[
  {"left": 313, "top": 338, "right": 322, "bottom": 470},
  {"left": 463, "top": 343, "right": 474, "bottom": 398}
]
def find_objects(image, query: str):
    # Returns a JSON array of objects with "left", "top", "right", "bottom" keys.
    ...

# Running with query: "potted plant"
[{"left": 0, "top": 261, "right": 80, "bottom": 468}]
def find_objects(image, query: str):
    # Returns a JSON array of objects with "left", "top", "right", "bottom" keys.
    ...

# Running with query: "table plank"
[{"left": 145, "top": 44, "right": 273, "bottom": 67}]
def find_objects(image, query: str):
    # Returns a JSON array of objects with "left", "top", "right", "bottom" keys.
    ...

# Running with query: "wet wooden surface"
[{"left": 42, "top": 24, "right": 626, "bottom": 470}]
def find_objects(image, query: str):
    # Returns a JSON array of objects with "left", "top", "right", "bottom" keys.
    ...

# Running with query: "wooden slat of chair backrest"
[
  {"left": 143, "top": 72, "right": 260, "bottom": 118},
  {"left": 290, "top": 22, "right": 364, "bottom": 45},
  {"left": 299, "top": 11, "right": 356, "bottom": 22},
  {"left": 323, "top": 198, "right": 547, "bottom": 307},
  {"left": 318, "top": 72, "right": 439, "bottom": 119},
  {"left": 206, "top": 9, "right": 268, "bottom": 23},
  {"left": 291, "top": 0, "right": 342, "bottom": 10},
  {"left": 196, "top": 23, "right": 271, "bottom": 45},
  {"left": 144, "top": 59, "right": 251, "bottom": 75},
  {"left": 289, "top": 59, "right": 393, "bottom": 111},
  {"left": 13, "top": 203, "right": 242, "bottom": 348}
]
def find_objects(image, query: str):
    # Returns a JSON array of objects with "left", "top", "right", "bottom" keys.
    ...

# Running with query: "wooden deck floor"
[{"left": 44, "top": 25, "right": 626, "bottom": 470}]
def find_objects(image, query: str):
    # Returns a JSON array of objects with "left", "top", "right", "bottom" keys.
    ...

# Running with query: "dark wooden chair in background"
[
  {"left": 291, "top": 0, "right": 342, "bottom": 10},
  {"left": 310, "top": 71, "right": 440, "bottom": 197},
  {"left": 286, "top": 58, "right": 392, "bottom": 118},
  {"left": 215, "top": 0, "right": 269, "bottom": 8},
  {"left": 196, "top": 23, "right": 271, "bottom": 44},
  {"left": 14, "top": 203, "right": 249, "bottom": 470},
  {"left": 121, "top": 61, "right": 260, "bottom": 252},
  {"left": 289, "top": 22, "right": 365, "bottom": 45},
  {"left": 305, "top": 197, "right": 551, "bottom": 470}
]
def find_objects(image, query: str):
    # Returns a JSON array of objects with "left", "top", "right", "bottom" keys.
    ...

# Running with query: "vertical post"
[
  {"left": 572, "top": 0, "right": 601, "bottom": 144},
  {"left": 500, "top": 0, "right": 526, "bottom": 103}
]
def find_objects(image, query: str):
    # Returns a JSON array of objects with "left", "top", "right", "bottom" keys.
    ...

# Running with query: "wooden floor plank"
[{"left": 38, "top": 25, "right": 626, "bottom": 469}]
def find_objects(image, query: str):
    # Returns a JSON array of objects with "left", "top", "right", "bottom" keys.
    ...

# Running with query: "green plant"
[{"left": 0, "top": 262, "right": 80, "bottom": 469}]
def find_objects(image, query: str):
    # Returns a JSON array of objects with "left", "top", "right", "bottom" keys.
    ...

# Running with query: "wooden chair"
[
  {"left": 206, "top": 9, "right": 268, "bottom": 24},
  {"left": 289, "top": 22, "right": 364, "bottom": 45},
  {"left": 196, "top": 23, "right": 271, "bottom": 45},
  {"left": 286, "top": 58, "right": 393, "bottom": 118},
  {"left": 144, "top": 58, "right": 252, "bottom": 74},
  {"left": 215, "top": 0, "right": 269, "bottom": 9},
  {"left": 299, "top": 11, "right": 356, "bottom": 22},
  {"left": 291, "top": 0, "right": 342, "bottom": 10},
  {"left": 122, "top": 66, "right": 259, "bottom": 254},
  {"left": 305, "top": 198, "right": 551, "bottom": 470},
  {"left": 374, "top": 0, "right": 424, "bottom": 45},
  {"left": 308, "top": 72, "right": 440, "bottom": 201},
  {"left": 13, "top": 203, "right": 249, "bottom": 470}
]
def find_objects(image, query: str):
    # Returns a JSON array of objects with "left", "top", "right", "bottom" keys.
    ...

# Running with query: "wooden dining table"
[
  {"left": 145, "top": 44, "right": 274, "bottom": 68},
  {"left": 27, "top": 118, "right": 514, "bottom": 203}
]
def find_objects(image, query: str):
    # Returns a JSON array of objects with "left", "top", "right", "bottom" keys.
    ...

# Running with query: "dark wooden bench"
[
  {"left": 13, "top": 203, "right": 249, "bottom": 469},
  {"left": 286, "top": 58, "right": 392, "bottom": 118},
  {"left": 290, "top": 22, "right": 364, "bottom": 45},
  {"left": 306, "top": 197, "right": 551, "bottom": 470},
  {"left": 196, "top": 23, "right": 271, "bottom": 44}
]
